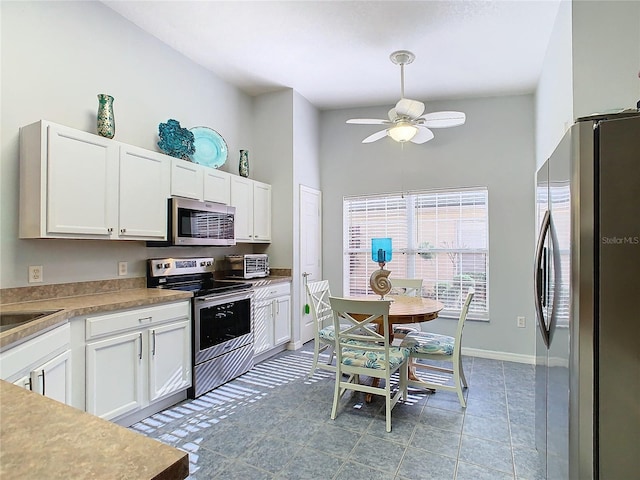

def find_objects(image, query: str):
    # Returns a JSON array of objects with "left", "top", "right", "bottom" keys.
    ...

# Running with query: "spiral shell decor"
[{"left": 370, "top": 268, "right": 392, "bottom": 299}]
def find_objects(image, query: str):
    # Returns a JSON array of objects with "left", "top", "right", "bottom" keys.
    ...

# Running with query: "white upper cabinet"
[
  {"left": 170, "top": 159, "right": 204, "bottom": 200},
  {"left": 119, "top": 145, "right": 170, "bottom": 239},
  {"left": 230, "top": 176, "right": 271, "bottom": 243},
  {"left": 203, "top": 168, "right": 231, "bottom": 204},
  {"left": 171, "top": 158, "right": 232, "bottom": 205},
  {"left": 19, "top": 120, "right": 170, "bottom": 241}
]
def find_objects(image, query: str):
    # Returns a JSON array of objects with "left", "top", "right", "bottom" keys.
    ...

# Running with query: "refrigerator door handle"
[{"left": 535, "top": 209, "right": 551, "bottom": 348}]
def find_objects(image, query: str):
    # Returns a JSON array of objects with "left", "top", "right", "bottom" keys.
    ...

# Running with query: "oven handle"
[{"left": 196, "top": 290, "right": 253, "bottom": 303}]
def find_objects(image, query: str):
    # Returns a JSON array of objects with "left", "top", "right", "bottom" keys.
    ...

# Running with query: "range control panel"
[{"left": 148, "top": 257, "right": 215, "bottom": 277}]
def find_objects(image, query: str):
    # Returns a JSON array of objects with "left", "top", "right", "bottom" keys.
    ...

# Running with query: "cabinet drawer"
[
  {"left": 253, "top": 283, "right": 291, "bottom": 301},
  {"left": 86, "top": 301, "right": 190, "bottom": 340}
]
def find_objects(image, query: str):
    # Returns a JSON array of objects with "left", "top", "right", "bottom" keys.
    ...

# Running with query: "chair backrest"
[
  {"left": 389, "top": 278, "right": 423, "bottom": 297},
  {"left": 306, "top": 280, "right": 332, "bottom": 333},
  {"left": 453, "top": 290, "right": 475, "bottom": 353},
  {"left": 328, "top": 297, "right": 392, "bottom": 368}
]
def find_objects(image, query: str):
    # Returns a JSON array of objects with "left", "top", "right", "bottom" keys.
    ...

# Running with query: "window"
[{"left": 343, "top": 188, "right": 489, "bottom": 319}]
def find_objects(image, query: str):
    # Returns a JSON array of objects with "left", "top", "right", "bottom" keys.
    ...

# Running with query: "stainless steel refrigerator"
[{"left": 534, "top": 111, "right": 640, "bottom": 480}]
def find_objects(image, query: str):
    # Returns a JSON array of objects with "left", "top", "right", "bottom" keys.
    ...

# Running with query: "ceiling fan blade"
[
  {"left": 411, "top": 126, "right": 435, "bottom": 144},
  {"left": 395, "top": 98, "right": 425, "bottom": 119},
  {"left": 362, "top": 129, "right": 389, "bottom": 144},
  {"left": 420, "top": 111, "right": 466, "bottom": 128},
  {"left": 346, "top": 118, "right": 390, "bottom": 125}
]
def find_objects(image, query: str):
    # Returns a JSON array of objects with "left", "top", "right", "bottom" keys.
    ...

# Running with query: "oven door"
[{"left": 193, "top": 290, "right": 252, "bottom": 365}]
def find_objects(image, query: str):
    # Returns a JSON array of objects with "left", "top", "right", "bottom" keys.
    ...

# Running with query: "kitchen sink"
[{"left": 0, "top": 310, "right": 62, "bottom": 333}]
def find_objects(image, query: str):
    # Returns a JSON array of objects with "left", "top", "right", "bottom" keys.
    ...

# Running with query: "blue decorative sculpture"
[{"left": 157, "top": 119, "right": 195, "bottom": 160}]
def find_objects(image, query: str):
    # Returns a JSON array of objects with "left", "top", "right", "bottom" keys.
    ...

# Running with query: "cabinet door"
[
  {"left": 31, "top": 349, "right": 72, "bottom": 405},
  {"left": 253, "top": 301, "right": 273, "bottom": 355},
  {"left": 13, "top": 376, "right": 31, "bottom": 390},
  {"left": 273, "top": 296, "right": 291, "bottom": 346},
  {"left": 86, "top": 331, "right": 143, "bottom": 420},
  {"left": 47, "top": 123, "right": 118, "bottom": 236},
  {"left": 171, "top": 159, "right": 203, "bottom": 200},
  {"left": 204, "top": 169, "right": 231, "bottom": 204},
  {"left": 118, "top": 146, "right": 170, "bottom": 239},
  {"left": 230, "top": 176, "right": 254, "bottom": 241},
  {"left": 148, "top": 320, "right": 191, "bottom": 402},
  {"left": 253, "top": 182, "right": 272, "bottom": 242}
]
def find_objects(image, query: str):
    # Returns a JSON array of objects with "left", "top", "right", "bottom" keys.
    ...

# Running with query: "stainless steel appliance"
[
  {"left": 147, "top": 257, "right": 253, "bottom": 398},
  {"left": 534, "top": 111, "right": 639, "bottom": 479},
  {"left": 148, "top": 197, "right": 236, "bottom": 247},
  {"left": 226, "top": 254, "right": 270, "bottom": 279}
]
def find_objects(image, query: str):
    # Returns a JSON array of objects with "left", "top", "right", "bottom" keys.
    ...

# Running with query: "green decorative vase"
[
  {"left": 239, "top": 149, "right": 249, "bottom": 177},
  {"left": 97, "top": 94, "right": 115, "bottom": 139}
]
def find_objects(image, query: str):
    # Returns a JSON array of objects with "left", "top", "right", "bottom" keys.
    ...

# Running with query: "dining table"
[
  {"left": 348, "top": 294, "right": 444, "bottom": 402},
  {"left": 350, "top": 294, "right": 444, "bottom": 339}
]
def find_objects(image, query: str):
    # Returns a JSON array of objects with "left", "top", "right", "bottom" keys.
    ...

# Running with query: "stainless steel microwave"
[{"left": 149, "top": 197, "right": 236, "bottom": 247}]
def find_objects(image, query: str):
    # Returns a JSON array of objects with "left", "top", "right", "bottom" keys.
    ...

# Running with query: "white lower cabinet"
[
  {"left": 86, "top": 330, "right": 144, "bottom": 420},
  {"left": 148, "top": 319, "right": 191, "bottom": 402},
  {"left": 253, "top": 282, "right": 291, "bottom": 357},
  {"left": 0, "top": 323, "right": 72, "bottom": 405},
  {"left": 84, "top": 301, "right": 191, "bottom": 421}
]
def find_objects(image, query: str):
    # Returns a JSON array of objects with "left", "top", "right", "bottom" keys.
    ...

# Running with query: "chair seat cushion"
[
  {"left": 393, "top": 325, "right": 419, "bottom": 336},
  {"left": 401, "top": 331, "right": 455, "bottom": 356},
  {"left": 340, "top": 346, "right": 410, "bottom": 370}
]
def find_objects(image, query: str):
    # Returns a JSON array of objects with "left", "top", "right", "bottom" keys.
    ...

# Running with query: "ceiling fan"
[{"left": 347, "top": 50, "right": 466, "bottom": 144}]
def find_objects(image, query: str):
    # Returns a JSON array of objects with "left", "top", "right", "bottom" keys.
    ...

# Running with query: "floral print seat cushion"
[
  {"left": 400, "top": 331, "right": 455, "bottom": 356},
  {"left": 340, "top": 346, "right": 410, "bottom": 370}
]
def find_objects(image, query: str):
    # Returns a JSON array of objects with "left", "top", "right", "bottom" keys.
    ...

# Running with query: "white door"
[
  {"left": 31, "top": 349, "right": 72, "bottom": 405},
  {"left": 148, "top": 320, "right": 191, "bottom": 402},
  {"left": 119, "top": 145, "right": 170, "bottom": 239},
  {"left": 86, "top": 331, "right": 144, "bottom": 420},
  {"left": 299, "top": 185, "right": 322, "bottom": 344}
]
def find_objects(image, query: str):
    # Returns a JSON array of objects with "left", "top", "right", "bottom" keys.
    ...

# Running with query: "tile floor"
[{"left": 130, "top": 344, "right": 543, "bottom": 479}]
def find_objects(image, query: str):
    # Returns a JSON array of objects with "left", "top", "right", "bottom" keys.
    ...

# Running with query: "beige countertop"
[
  {"left": 0, "top": 380, "right": 188, "bottom": 479},
  {"left": 0, "top": 288, "right": 192, "bottom": 350}
]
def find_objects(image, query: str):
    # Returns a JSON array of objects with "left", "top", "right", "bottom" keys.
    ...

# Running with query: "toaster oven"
[{"left": 226, "top": 254, "right": 269, "bottom": 279}]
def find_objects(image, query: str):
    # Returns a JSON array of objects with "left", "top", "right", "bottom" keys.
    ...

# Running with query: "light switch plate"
[{"left": 118, "top": 261, "right": 128, "bottom": 276}]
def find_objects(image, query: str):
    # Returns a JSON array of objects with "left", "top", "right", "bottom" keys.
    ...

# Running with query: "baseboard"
[
  {"left": 113, "top": 390, "right": 188, "bottom": 427},
  {"left": 287, "top": 340, "right": 303, "bottom": 350},
  {"left": 462, "top": 347, "right": 535, "bottom": 365}
]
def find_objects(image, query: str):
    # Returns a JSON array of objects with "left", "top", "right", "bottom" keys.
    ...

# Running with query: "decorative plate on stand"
[{"left": 189, "top": 126, "right": 228, "bottom": 168}]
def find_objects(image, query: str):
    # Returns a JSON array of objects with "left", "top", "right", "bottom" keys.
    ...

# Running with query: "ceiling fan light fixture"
[{"left": 388, "top": 122, "right": 418, "bottom": 142}]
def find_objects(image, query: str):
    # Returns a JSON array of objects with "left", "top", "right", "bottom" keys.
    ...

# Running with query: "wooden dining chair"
[
  {"left": 401, "top": 290, "right": 474, "bottom": 407},
  {"left": 305, "top": 280, "right": 338, "bottom": 377},
  {"left": 328, "top": 297, "right": 409, "bottom": 432}
]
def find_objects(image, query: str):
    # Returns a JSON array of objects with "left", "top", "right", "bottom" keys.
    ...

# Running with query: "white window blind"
[{"left": 343, "top": 188, "right": 489, "bottom": 319}]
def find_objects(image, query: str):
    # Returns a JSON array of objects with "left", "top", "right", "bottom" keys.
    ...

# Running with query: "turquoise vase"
[
  {"left": 97, "top": 94, "right": 115, "bottom": 139},
  {"left": 239, "top": 149, "right": 249, "bottom": 177}
]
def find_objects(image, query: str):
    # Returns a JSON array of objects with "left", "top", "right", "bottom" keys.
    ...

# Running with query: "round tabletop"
[{"left": 353, "top": 295, "right": 444, "bottom": 323}]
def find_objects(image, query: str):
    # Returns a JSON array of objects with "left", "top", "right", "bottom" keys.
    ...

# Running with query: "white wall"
[
  {"left": 571, "top": 0, "right": 640, "bottom": 120},
  {"left": 320, "top": 95, "right": 537, "bottom": 357},
  {"left": 0, "top": 1, "right": 254, "bottom": 288},
  {"left": 252, "top": 89, "right": 295, "bottom": 269},
  {"left": 535, "top": 0, "right": 573, "bottom": 170}
]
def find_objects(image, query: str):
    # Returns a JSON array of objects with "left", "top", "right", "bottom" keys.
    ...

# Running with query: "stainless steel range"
[{"left": 147, "top": 257, "right": 253, "bottom": 398}]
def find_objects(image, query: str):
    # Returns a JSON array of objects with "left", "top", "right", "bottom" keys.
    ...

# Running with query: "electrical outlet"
[
  {"left": 28, "top": 265, "right": 43, "bottom": 283},
  {"left": 517, "top": 316, "right": 526, "bottom": 328},
  {"left": 118, "top": 261, "right": 128, "bottom": 276}
]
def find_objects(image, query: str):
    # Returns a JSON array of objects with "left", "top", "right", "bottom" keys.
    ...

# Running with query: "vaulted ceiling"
[{"left": 103, "top": 0, "right": 561, "bottom": 110}]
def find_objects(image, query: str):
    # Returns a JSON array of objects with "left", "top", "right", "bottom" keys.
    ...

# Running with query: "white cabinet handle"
[
  {"left": 120, "top": 228, "right": 126, "bottom": 234},
  {"left": 107, "top": 227, "right": 113, "bottom": 233}
]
